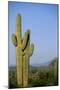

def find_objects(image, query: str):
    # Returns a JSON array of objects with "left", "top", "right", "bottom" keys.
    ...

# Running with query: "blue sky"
[{"left": 8, "top": 2, "right": 58, "bottom": 66}]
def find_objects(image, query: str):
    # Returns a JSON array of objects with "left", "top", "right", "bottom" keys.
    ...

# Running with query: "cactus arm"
[
  {"left": 29, "top": 44, "right": 34, "bottom": 57},
  {"left": 12, "top": 34, "right": 17, "bottom": 47},
  {"left": 22, "top": 30, "right": 30, "bottom": 51},
  {"left": 22, "top": 44, "right": 34, "bottom": 56}
]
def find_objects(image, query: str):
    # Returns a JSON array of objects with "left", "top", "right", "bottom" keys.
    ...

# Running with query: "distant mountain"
[
  {"left": 30, "top": 62, "right": 50, "bottom": 67},
  {"left": 9, "top": 57, "right": 58, "bottom": 71},
  {"left": 9, "top": 66, "right": 16, "bottom": 71},
  {"left": 30, "top": 57, "right": 58, "bottom": 67},
  {"left": 48, "top": 57, "right": 58, "bottom": 71},
  {"left": 49, "top": 57, "right": 58, "bottom": 66}
]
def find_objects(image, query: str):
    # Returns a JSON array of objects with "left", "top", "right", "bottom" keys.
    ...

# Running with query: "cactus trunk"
[{"left": 12, "top": 14, "right": 34, "bottom": 87}]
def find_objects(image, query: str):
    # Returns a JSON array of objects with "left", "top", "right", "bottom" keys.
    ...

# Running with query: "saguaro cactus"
[{"left": 12, "top": 14, "right": 34, "bottom": 87}]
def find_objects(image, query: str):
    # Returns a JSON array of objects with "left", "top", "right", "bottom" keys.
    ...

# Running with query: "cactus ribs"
[{"left": 12, "top": 14, "right": 34, "bottom": 87}]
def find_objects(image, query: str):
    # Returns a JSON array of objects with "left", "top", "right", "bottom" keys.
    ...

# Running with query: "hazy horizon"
[
  {"left": 8, "top": 2, "right": 58, "bottom": 67},
  {"left": 9, "top": 56, "right": 58, "bottom": 67}
]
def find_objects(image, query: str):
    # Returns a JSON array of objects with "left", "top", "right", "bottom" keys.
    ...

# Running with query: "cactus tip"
[
  {"left": 16, "top": 14, "right": 21, "bottom": 21},
  {"left": 27, "top": 29, "right": 30, "bottom": 35}
]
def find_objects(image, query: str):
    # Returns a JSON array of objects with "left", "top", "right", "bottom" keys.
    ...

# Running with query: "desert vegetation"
[{"left": 9, "top": 57, "right": 58, "bottom": 88}]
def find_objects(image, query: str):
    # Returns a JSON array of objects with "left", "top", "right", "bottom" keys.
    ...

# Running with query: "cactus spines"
[{"left": 12, "top": 14, "right": 34, "bottom": 87}]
